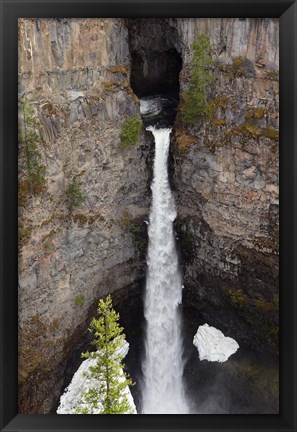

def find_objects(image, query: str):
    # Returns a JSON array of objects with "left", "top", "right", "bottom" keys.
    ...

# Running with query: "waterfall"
[{"left": 142, "top": 126, "right": 188, "bottom": 414}]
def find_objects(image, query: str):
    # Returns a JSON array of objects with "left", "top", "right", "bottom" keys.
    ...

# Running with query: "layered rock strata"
[
  {"left": 18, "top": 17, "right": 279, "bottom": 413},
  {"left": 18, "top": 18, "right": 150, "bottom": 413},
  {"left": 127, "top": 17, "right": 279, "bottom": 354},
  {"left": 170, "top": 18, "right": 279, "bottom": 354}
]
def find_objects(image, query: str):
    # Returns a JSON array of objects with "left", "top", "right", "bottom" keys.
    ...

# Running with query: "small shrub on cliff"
[
  {"left": 75, "top": 295, "right": 85, "bottom": 307},
  {"left": 182, "top": 34, "right": 214, "bottom": 124},
  {"left": 74, "top": 295, "right": 134, "bottom": 414},
  {"left": 122, "top": 213, "right": 140, "bottom": 235},
  {"left": 121, "top": 213, "right": 147, "bottom": 254},
  {"left": 227, "top": 289, "right": 247, "bottom": 307},
  {"left": 120, "top": 115, "right": 142, "bottom": 148},
  {"left": 109, "top": 63, "right": 128, "bottom": 76},
  {"left": 19, "top": 98, "right": 46, "bottom": 196},
  {"left": 66, "top": 180, "right": 86, "bottom": 210},
  {"left": 232, "top": 56, "right": 245, "bottom": 76},
  {"left": 43, "top": 239, "right": 53, "bottom": 252},
  {"left": 176, "top": 133, "right": 196, "bottom": 153}
]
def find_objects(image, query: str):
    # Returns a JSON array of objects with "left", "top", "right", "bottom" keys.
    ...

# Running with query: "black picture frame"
[{"left": 1, "top": 0, "right": 296, "bottom": 431}]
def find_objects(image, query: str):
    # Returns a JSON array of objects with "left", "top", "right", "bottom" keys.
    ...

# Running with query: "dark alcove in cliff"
[{"left": 127, "top": 18, "right": 182, "bottom": 127}]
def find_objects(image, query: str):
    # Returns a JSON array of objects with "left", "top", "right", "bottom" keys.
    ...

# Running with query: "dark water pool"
[
  {"left": 58, "top": 291, "right": 278, "bottom": 415},
  {"left": 117, "top": 298, "right": 279, "bottom": 414}
]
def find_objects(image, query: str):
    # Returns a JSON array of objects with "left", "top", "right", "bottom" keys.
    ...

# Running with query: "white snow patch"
[
  {"left": 57, "top": 341, "right": 137, "bottom": 414},
  {"left": 193, "top": 324, "right": 239, "bottom": 362}
]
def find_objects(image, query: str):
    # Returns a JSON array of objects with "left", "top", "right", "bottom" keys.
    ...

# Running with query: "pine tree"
[
  {"left": 74, "top": 295, "right": 134, "bottom": 414},
  {"left": 19, "top": 98, "right": 46, "bottom": 194},
  {"left": 66, "top": 179, "right": 86, "bottom": 211},
  {"left": 183, "top": 34, "right": 214, "bottom": 124}
]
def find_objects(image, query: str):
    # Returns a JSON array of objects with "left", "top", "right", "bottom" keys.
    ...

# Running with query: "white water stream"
[{"left": 142, "top": 126, "right": 188, "bottom": 414}]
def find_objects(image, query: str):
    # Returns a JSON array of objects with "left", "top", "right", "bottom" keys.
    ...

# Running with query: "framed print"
[{"left": 0, "top": 0, "right": 296, "bottom": 431}]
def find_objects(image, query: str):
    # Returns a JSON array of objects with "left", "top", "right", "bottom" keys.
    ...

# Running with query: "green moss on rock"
[
  {"left": 245, "top": 107, "right": 265, "bottom": 120},
  {"left": 227, "top": 289, "right": 248, "bottom": 308},
  {"left": 120, "top": 115, "right": 142, "bottom": 148},
  {"left": 264, "top": 126, "right": 279, "bottom": 141},
  {"left": 176, "top": 132, "right": 196, "bottom": 153}
]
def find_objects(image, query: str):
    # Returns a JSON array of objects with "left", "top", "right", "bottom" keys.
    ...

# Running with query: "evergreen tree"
[
  {"left": 74, "top": 295, "right": 134, "bottom": 414},
  {"left": 183, "top": 34, "right": 214, "bottom": 124},
  {"left": 19, "top": 98, "right": 46, "bottom": 194},
  {"left": 66, "top": 179, "right": 85, "bottom": 211}
]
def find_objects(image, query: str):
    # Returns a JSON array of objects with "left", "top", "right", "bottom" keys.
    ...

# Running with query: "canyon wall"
[
  {"left": 170, "top": 18, "right": 279, "bottom": 354},
  {"left": 18, "top": 18, "right": 279, "bottom": 413},
  {"left": 18, "top": 18, "right": 150, "bottom": 413},
  {"left": 126, "top": 18, "right": 279, "bottom": 354}
]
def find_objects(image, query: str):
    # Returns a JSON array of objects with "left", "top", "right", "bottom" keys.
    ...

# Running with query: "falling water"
[{"left": 142, "top": 126, "right": 188, "bottom": 414}]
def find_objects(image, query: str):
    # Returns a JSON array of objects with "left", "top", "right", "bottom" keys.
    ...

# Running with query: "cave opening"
[{"left": 127, "top": 18, "right": 182, "bottom": 127}]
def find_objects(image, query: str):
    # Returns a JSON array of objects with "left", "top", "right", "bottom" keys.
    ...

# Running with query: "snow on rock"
[
  {"left": 193, "top": 324, "right": 239, "bottom": 362},
  {"left": 57, "top": 341, "right": 137, "bottom": 414}
]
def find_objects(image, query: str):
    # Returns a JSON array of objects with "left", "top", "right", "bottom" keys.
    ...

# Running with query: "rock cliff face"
[
  {"left": 18, "top": 18, "right": 150, "bottom": 413},
  {"left": 170, "top": 18, "right": 279, "bottom": 354},
  {"left": 127, "top": 18, "right": 279, "bottom": 354},
  {"left": 18, "top": 18, "right": 279, "bottom": 413}
]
